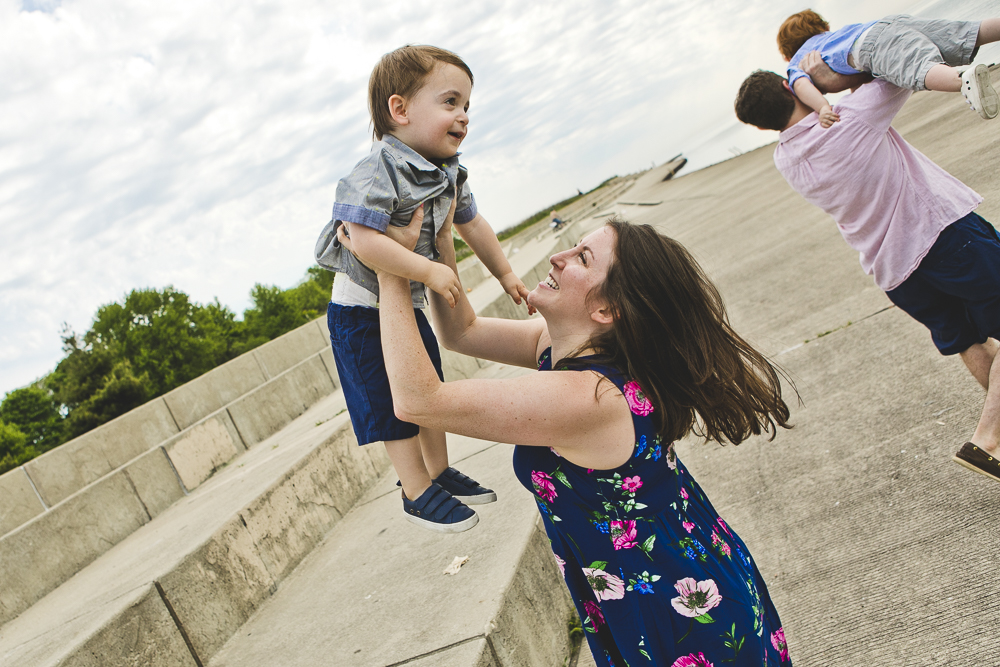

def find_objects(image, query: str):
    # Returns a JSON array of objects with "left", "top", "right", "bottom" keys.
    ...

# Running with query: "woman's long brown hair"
[{"left": 559, "top": 219, "right": 792, "bottom": 445}]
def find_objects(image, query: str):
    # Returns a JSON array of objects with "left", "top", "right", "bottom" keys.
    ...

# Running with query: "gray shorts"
[{"left": 856, "top": 14, "right": 981, "bottom": 91}]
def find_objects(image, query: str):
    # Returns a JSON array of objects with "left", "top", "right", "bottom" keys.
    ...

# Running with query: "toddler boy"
[{"left": 315, "top": 45, "right": 528, "bottom": 532}]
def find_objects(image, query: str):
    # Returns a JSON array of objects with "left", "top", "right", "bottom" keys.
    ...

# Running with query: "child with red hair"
[{"left": 778, "top": 10, "right": 1000, "bottom": 126}]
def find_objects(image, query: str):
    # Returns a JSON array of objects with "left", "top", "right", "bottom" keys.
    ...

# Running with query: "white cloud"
[{"left": 0, "top": 0, "right": 977, "bottom": 394}]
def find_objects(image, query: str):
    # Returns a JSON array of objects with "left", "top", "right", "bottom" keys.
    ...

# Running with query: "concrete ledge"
[
  {"left": 207, "top": 417, "right": 578, "bottom": 667},
  {"left": 56, "top": 585, "right": 199, "bottom": 667},
  {"left": 163, "top": 409, "right": 245, "bottom": 492},
  {"left": 0, "top": 468, "right": 45, "bottom": 537},
  {"left": 1, "top": 462, "right": 153, "bottom": 625},
  {"left": 162, "top": 353, "right": 268, "bottom": 431},
  {"left": 251, "top": 317, "right": 328, "bottom": 379},
  {"left": 24, "top": 398, "right": 180, "bottom": 508},
  {"left": 0, "top": 393, "right": 380, "bottom": 667},
  {"left": 228, "top": 352, "right": 336, "bottom": 447}
]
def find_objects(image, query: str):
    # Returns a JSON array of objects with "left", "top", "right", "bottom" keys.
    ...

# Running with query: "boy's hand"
[
  {"left": 819, "top": 104, "right": 840, "bottom": 128},
  {"left": 425, "top": 262, "right": 462, "bottom": 308},
  {"left": 499, "top": 271, "right": 531, "bottom": 310}
]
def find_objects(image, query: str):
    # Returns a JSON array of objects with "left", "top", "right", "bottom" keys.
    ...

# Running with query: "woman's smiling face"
[{"left": 529, "top": 225, "right": 616, "bottom": 324}]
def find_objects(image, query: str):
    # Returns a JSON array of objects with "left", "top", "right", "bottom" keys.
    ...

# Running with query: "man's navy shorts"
[
  {"left": 327, "top": 302, "right": 444, "bottom": 445},
  {"left": 885, "top": 211, "right": 1000, "bottom": 355}
]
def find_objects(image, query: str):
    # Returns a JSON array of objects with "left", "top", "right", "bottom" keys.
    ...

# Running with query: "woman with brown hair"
[{"left": 347, "top": 207, "right": 794, "bottom": 665}]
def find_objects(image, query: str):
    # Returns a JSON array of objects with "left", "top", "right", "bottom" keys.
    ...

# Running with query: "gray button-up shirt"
[{"left": 315, "top": 135, "right": 477, "bottom": 307}]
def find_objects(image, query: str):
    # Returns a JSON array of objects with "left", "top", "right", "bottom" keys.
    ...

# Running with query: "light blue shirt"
[
  {"left": 787, "top": 21, "right": 877, "bottom": 90},
  {"left": 315, "top": 135, "right": 477, "bottom": 307}
]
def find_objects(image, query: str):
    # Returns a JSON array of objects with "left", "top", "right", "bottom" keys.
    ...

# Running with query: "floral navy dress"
[{"left": 512, "top": 351, "right": 791, "bottom": 667}]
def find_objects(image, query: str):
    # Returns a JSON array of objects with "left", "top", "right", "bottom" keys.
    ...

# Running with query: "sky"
[{"left": 0, "top": 0, "right": 989, "bottom": 395}]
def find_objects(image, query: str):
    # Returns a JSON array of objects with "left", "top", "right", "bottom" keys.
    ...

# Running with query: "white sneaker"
[{"left": 961, "top": 63, "right": 999, "bottom": 120}]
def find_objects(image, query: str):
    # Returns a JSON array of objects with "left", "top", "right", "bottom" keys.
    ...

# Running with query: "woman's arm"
[
  {"left": 431, "top": 207, "right": 548, "bottom": 368},
  {"left": 378, "top": 270, "right": 634, "bottom": 468}
]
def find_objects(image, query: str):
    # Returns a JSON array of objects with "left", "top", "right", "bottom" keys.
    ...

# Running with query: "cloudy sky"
[{"left": 0, "top": 0, "right": 984, "bottom": 395}]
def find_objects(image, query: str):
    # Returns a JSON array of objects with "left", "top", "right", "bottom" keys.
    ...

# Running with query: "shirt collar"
[
  {"left": 382, "top": 134, "right": 461, "bottom": 172},
  {"left": 778, "top": 113, "right": 819, "bottom": 143}
]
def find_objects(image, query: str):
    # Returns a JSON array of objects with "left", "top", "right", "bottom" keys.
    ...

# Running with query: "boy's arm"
[
  {"left": 792, "top": 76, "right": 840, "bottom": 128},
  {"left": 800, "top": 50, "right": 873, "bottom": 93},
  {"left": 455, "top": 213, "right": 530, "bottom": 306},
  {"left": 348, "top": 222, "right": 462, "bottom": 307}
]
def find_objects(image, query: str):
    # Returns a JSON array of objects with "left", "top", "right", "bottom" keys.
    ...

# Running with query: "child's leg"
[
  {"left": 924, "top": 64, "right": 962, "bottom": 92},
  {"left": 417, "top": 427, "right": 449, "bottom": 480},
  {"left": 976, "top": 19, "right": 1000, "bottom": 48},
  {"left": 384, "top": 436, "right": 432, "bottom": 501}
]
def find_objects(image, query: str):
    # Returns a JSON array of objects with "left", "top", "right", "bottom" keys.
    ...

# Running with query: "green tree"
[
  {"left": 0, "top": 386, "right": 65, "bottom": 452},
  {"left": 0, "top": 420, "right": 38, "bottom": 476}
]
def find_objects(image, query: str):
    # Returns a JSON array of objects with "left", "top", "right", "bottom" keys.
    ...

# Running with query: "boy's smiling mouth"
[{"left": 448, "top": 130, "right": 465, "bottom": 140}]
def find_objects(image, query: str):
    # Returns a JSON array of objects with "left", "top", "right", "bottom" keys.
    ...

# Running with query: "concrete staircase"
[{"left": 0, "top": 183, "right": 619, "bottom": 666}]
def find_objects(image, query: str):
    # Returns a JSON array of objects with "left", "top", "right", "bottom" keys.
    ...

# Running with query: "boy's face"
[{"left": 392, "top": 63, "right": 472, "bottom": 161}]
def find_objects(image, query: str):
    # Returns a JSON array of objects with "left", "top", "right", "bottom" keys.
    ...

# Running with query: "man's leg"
[
  {"left": 966, "top": 339, "right": 1000, "bottom": 454},
  {"left": 959, "top": 338, "right": 998, "bottom": 389}
]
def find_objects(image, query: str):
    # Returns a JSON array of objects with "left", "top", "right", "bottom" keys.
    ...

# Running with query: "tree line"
[{"left": 0, "top": 267, "right": 334, "bottom": 475}]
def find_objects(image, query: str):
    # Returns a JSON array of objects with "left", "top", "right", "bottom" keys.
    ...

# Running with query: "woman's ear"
[
  {"left": 590, "top": 302, "right": 615, "bottom": 326},
  {"left": 388, "top": 94, "right": 409, "bottom": 126}
]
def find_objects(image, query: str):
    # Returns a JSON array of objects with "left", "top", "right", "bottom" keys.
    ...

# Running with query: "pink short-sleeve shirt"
[{"left": 773, "top": 80, "right": 982, "bottom": 291}]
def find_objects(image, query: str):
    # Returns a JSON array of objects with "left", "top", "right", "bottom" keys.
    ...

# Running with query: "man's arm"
[
  {"left": 455, "top": 213, "right": 530, "bottom": 306},
  {"left": 800, "top": 50, "right": 873, "bottom": 94}
]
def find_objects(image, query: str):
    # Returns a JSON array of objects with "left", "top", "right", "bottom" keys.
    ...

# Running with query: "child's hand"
[
  {"left": 499, "top": 271, "right": 530, "bottom": 308},
  {"left": 819, "top": 104, "right": 840, "bottom": 128},
  {"left": 426, "top": 262, "right": 462, "bottom": 308}
]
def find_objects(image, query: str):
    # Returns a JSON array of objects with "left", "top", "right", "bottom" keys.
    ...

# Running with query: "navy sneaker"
[
  {"left": 402, "top": 482, "right": 478, "bottom": 533},
  {"left": 434, "top": 467, "right": 497, "bottom": 505}
]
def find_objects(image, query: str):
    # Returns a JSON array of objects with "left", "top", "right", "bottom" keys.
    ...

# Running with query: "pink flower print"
[
  {"left": 583, "top": 600, "right": 605, "bottom": 632},
  {"left": 666, "top": 443, "right": 677, "bottom": 470},
  {"left": 554, "top": 553, "right": 566, "bottom": 577},
  {"left": 682, "top": 521, "right": 695, "bottom": 533},
  {"left": 717, "top": 517, "right": 732, "bottom": 537},
  {"left": 623, "top": 380, "right": 654, "bottom": 416},
  {"left": 531, "top": 470, "right": 557, "bottom": 503},
  {"left": 680, "top": 487, "right": 689, "bottom": 500},
  {"left": 622, "top": 475, "right": 642, "bottom": 493},
  {"left": 582, "top": 567, "right": 626, "bottom": 600},
  {"left": 771, "top": 627, "right": 789, "bottom": 661},
  {"left": 609, "top": 520, "right": 638, "bottom": 550},
  {"left": 549, "top": 447, "right": 562, "bottom": 458},
  {"left": 671, "top": 654, "right": 713, "bottom": 667},
  {"left": 670, "top": 577, "right": 722, "bottom": 618}
]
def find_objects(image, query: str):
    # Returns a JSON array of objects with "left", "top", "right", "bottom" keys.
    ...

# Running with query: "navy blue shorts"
[
  {"left": 327, "top": 302, "right": 444, "bottom": 445},
  {"left": 885, "top": 212, "right": 1000, "bottom": 355}
]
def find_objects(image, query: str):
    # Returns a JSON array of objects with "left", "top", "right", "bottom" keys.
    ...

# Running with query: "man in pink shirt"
[{"left": 735, "top": 54, "right": 1000, "bottom": 484}]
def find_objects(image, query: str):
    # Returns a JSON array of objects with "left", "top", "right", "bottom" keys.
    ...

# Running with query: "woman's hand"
[
  {"left": 336, "top": 205, "right": 424, "bottom": 258},
  {"left": 435, "top": 198, "right": 458, "bottom": 266}
]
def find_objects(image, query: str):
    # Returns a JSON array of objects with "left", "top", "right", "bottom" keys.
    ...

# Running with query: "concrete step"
[
  {"left": 0, "top": 390, "right": 391, "bottom": 667},
  {"left": 207, "top": 364, "right": 577, "bottom": 667}
]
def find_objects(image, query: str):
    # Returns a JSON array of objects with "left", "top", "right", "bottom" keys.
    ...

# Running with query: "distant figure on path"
[
  {"left": 345, "top": 199, "right": 795, "bottom": 665},
  {"left": 777, "top": 10, "right": 1000, "bottom": 126},
  {"left": 735, "top": 52, "right": 1000, "bottom": 484},
  {"left": 549, "top": 210, "right": 567, "bottom": 231}
]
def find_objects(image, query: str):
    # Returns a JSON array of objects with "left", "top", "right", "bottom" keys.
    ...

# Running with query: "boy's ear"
[
  {"left": 782, "top": 80, "right": 792, "bottom": 94},
  {"left": 388, "top": 94, "right": 409, "bottom": 126}
]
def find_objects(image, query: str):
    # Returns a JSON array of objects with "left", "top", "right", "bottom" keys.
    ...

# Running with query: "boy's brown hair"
[
  {"left": 368, "top": 45, "right": 474, "bottom": 140},
  {"left": 734, "top": 70, "right": 796, "bottom": 132},
  {"left": 777, "top": 9, "right": 830, "bottom": 61}
]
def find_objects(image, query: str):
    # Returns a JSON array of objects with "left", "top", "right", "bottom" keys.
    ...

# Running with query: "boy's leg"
[
  {"left": 417, "top": 427, "right": 449, "bottom": 480},
  {"left": 385, "top": 435, "right": 432, "bottom": 501},
  {"left": 976, "top": 18, "right": 1000, "bottom": 47},
  {"left": 924, "top": 64, "right": 961, "bottom": 92}
]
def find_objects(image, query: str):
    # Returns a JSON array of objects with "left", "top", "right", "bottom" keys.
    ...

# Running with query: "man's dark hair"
[{"left": 734, "top": 70, "right": 796, "bottom": 131}]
